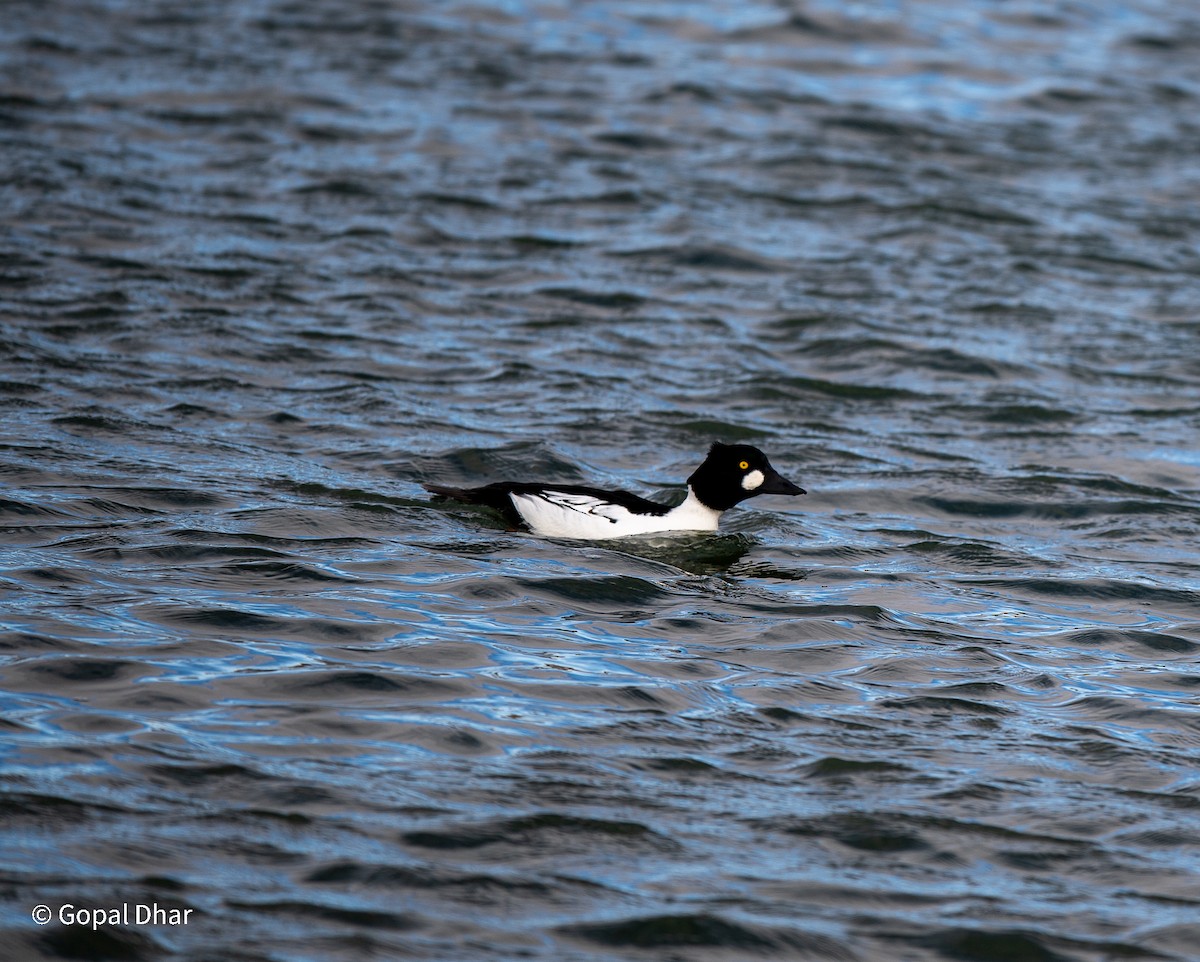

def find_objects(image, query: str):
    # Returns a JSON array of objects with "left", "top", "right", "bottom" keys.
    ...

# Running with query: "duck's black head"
[{"left": 687, "top": 442, "right": 805, "bottom": 512}]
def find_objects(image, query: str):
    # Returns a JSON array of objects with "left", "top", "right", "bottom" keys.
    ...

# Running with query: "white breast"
[{"left": 510, "top": 488, "right": 721, "bottom": 540}]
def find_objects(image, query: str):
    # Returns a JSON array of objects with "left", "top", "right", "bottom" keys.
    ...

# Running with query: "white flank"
[
  {"left": 510, "top": 487, "right": 722, "bottom": 540},
  {"left": 741, "top": 469, "right": 765, "bottom": 491}
]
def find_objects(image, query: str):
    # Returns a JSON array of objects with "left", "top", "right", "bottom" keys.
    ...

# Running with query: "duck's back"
[{"left": 426, "top": 481, "right": 703, "bottom": 539}]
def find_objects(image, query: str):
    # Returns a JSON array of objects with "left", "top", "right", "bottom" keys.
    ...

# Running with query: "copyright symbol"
[{"left": 32, "top": 904, "right": 53, "bottom": 925}]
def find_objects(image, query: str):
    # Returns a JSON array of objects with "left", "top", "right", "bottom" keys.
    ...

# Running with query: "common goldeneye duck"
[{"left": 425, "top": 442, "right": 805, "bottom": 540}]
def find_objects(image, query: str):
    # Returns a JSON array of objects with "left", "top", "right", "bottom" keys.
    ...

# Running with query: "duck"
[{"left": 425, "top": 442, "right": 804, "bottom": 540}]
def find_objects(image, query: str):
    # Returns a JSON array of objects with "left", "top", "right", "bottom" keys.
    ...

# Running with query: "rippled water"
[{"left": 4, "top": 1, "right": 1200, "bottom": 960}]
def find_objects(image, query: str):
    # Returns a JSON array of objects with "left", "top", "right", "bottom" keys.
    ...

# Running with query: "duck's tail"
[{"left": 424, "top": 483, "right": 471, "bottom": 502}]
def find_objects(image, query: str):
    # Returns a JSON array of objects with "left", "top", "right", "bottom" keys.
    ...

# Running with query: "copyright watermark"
[{"left": 32, "top": 903, "right": 194, "bottom": 928}]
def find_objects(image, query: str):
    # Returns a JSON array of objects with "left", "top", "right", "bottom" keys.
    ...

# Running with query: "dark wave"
[{"left": 560, "top": 912, "right": 846, "bottom": 955}]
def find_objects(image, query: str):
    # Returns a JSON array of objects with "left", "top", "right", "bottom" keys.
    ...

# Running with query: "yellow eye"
[{"left": 739, "top": 460, "right": 749, "bottom": 470}]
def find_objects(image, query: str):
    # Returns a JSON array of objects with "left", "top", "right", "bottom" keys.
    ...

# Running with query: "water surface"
[{"left": 3, "top": 1, "right": 1200, "bottom": 960}]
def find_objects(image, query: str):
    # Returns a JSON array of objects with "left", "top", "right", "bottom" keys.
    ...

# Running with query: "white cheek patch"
[{"left": 741, "top": 469, "right": 765, "bottom": 491}]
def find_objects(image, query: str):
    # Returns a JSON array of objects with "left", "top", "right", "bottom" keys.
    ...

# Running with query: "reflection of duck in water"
[{"left": 426, "top": 442, "right": 804, "bottom": 540}]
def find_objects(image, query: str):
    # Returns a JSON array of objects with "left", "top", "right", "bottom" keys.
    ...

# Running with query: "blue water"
[{"left": 3, "top": 1, "right": 1200, "bottom": 960}]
